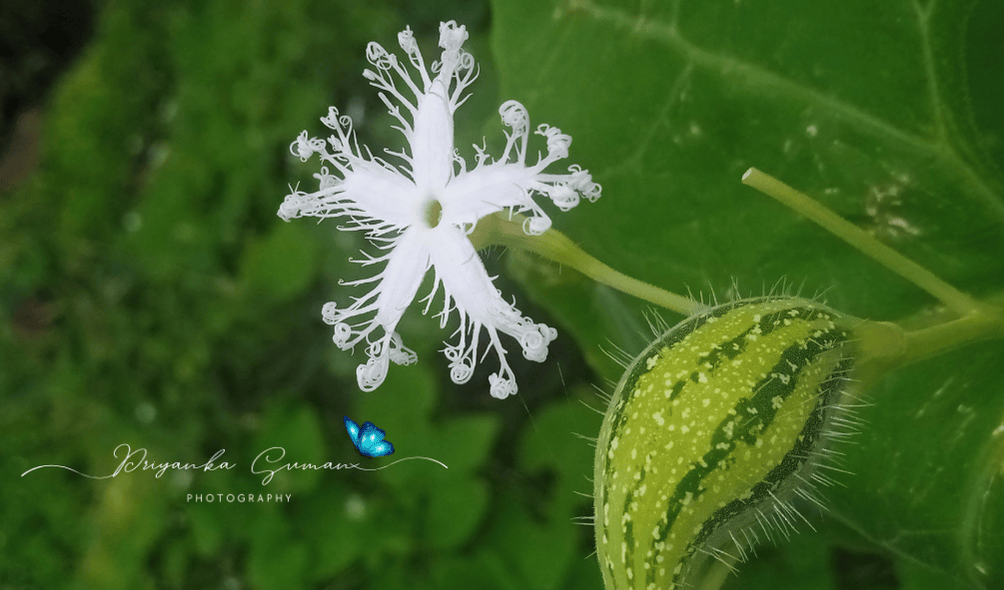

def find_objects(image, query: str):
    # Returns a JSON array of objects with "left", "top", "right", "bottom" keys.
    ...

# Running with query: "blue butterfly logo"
[{"left": 343, "top": 416, "right": 395, "bottom": 458}]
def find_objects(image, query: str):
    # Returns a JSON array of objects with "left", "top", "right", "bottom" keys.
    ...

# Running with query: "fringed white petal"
[
  {"left": 321, "top": 227, "right": 430, "bottom": 391},
  {"left": 425, "top": 225, "right": 557, "bottom": 398},
  {"left": 410, "top": 89, "right": 454, "bottom": 193},
  {"left": 438, "top": 100, "right": 602, "bottom": 234},
  {"left": 438, "top": 162, "right": 533, "bottom": 225},
  {"left": 279, "top": 160, "right": 421, "bottom": 231},
  {"left": 279, "top": 21, "right": 598, "bottom": 397}
]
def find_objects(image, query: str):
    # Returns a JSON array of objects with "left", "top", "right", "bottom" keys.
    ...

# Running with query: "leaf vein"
[{"left": 569, "top": 0, "right": 1004, "bottom": 222}]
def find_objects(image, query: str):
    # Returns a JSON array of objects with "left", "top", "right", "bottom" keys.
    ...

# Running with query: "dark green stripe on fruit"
[
  {"left": 595, "top": 298, "right": 851, "bottom": 590},
  {"left": 688, "top": 352, "right": 853, "bottom": 550},
  {"left": 603, "top": 303, "right": 737, "bottom": 451},
  {"left": 649, "top": 326, "right": 846, "bottom": 586},
  {"left": 665, "top": 329, "right": 849, "bottom": 588},
  {"left": 603, "top": 302, "right": 833, "bottom": 488}
]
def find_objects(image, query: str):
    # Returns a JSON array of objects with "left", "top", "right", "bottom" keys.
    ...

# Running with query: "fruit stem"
[{"left": 469, "top": 212, "right": 702, "bottom": 317}]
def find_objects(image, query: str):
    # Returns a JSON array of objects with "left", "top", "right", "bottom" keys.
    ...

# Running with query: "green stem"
[
  {"left": 469, "top": 213, "right": 701, "bottom": 316},
  {"left": 851, "top": 303, "right": 1004, "bottom": 390},
  {"left": 741, "top": 168, "right": 983, "bottom": 318},
  {"left": 901, "top": 308, "right": 1004, "bottom": 364}
]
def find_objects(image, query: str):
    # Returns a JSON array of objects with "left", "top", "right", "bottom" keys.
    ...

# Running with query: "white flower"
[{"left": 278, "top": 21, "right": 601, "bottom": 399}]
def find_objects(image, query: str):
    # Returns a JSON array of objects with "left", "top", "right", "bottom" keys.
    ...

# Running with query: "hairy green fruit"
[{"left": 594, "top": 297, "right": 855, "bottom": 590}]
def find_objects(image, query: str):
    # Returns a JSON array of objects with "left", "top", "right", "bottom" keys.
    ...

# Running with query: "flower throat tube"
[{"left": 278, "top": 21, "right": 601, "bottom": 399}]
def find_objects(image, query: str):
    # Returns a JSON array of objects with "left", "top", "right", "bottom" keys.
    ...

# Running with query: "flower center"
[{"left": 423, "top": 198, "right": 443, "bottom": 228}]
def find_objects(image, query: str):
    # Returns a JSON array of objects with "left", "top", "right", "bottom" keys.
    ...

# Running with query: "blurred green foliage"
[
  {"left": 2, "top": 0, "right": 1002, "bottom": 590},
  {"left": 2, "top": 0, "right": 599, "bottom": 588}
]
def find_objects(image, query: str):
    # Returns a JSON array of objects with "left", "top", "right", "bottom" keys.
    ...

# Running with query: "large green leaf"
[{"left": 491, "top": 0, "right": 1004, "bottom": 587}]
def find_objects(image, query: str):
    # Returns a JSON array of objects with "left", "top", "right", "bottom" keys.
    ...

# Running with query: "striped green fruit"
[{"left": 594, "top": 296, "right": 857, "bottom": 590}]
